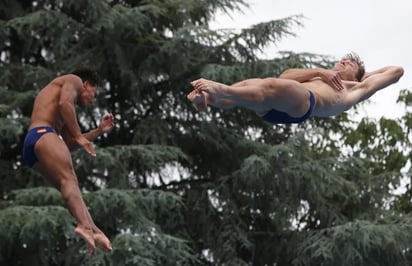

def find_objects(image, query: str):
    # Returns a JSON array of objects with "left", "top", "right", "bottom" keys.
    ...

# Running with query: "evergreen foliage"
[{"left": 1, "top": 0, "right": 411, "bottom": 265}]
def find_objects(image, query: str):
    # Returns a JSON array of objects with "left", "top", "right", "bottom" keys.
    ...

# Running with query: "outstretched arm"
[
  {"left": 360, "top": 66, "right": 402, "bottom": 81},
  {"left": 348, "top": 66, "right": 404, "bottom": 103},
  {"left": 279, "top": 68, "right": 345, "bottom": 90}
]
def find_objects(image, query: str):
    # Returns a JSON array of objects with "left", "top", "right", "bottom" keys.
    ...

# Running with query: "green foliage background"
[{"left": 1, "top": 0, "right": 412, "bottom": 265}]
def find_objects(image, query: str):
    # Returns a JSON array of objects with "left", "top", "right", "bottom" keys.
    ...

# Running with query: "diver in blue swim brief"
[
  {"left": 187, "top": 53, "right": 367, "bottom": 119},
  {"left": 21, "top": 68, "right": 115, "bottom": 254},
  {"left": 22, "top": 126, "right": 56, "bottom": 168},
  {"left": 187, "top": 52, "right": 404, "bottom": 129}
]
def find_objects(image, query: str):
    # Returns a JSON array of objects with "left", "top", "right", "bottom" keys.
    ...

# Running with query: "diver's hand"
[
  {"left": 319, "top": 69, "right": 345, "bottom": 91},
  {"left": 98, "top": 113, "right": 115, "bottom": 133},
  {"left": 76, "top": 136, "right": 96, "bottom": 157}
]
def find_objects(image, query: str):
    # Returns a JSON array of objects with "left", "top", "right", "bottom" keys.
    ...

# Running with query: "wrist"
[
  {"left": 316, "top": 68, "right": 327, "bottom": 77},
  {"left": 96, "top": 127, "right": 104, "bottom": 135}
]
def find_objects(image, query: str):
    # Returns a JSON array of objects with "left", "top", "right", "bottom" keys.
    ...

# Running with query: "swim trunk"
[
  {"left": 261, "top": 90, "right": 315, "bottom": 124},
  {"left": 22, "top": 126, "right": 56, "bottom": 168}
]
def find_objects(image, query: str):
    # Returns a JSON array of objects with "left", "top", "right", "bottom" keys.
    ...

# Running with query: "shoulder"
[
  {"left": 52, "top": 74, "right": 83, "bottom": 89},
  {"left": 60, "top": 74, "right": 83, "bottom": 84}
]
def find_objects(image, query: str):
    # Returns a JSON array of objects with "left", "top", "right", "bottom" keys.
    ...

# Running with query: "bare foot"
[
  {"left": 94, "top": 232, "right": 113, "bottom": 252},
  {"left": 187, "top": 89, "right": 208, "bottom": 111},
  {"left": 75, "top": 226, "right": 96, "bottom": 256},
  {"left": 191, "top": 78, "right": 228, "bottom": 98}
]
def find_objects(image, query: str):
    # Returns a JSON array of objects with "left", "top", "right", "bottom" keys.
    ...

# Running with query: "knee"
[
  {"left": 262, "top": 77, "right": 280, "bottom": 87},
  {"left": 59, "top": 173, "right": 79, "bottom": 190},
  {"left": 261, "top": 78, "right": 282, "bottom": 96},
  {"left": 239, "top": 78, "right": 281, "bottom": 104},
  {"left": 59, "top": 177, "right": 80, "bottom": 200}
]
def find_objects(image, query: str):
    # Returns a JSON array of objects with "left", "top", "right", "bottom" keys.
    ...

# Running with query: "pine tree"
[{"left": 1, "top": 0, "right": 411, "bottom": 266}]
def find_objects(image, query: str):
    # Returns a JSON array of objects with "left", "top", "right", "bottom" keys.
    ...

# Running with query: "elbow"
[
  {"left": 397, "top": 66, "right": 404, "bottom": 79},
  {"left": 393, "top": 66, "right": 404, "bottom": 80},
  {"left": 58, "top": 101, "right": 74, "bottom": 115},
  {"left": 58, "top": 101, "right": 68, "bottom": 110},
  {"left": 278, "top": 70, "right": 289, "bottom": 79},
  {"left": 279, "top": 68, "right": 297, "bottom": 78}
]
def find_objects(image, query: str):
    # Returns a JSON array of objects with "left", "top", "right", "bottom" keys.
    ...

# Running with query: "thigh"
[
  {"left": 231, "top": 78, "right": 264, "bottom": 87},
  {"left": 262, "top": 78, "right": 312, "bottom": 116},
  {"left": 33, "top": 133, "right": 76, "bottom": 184},
  {"left": 33, "top": 162, "right": 61, "bottom": 188}
]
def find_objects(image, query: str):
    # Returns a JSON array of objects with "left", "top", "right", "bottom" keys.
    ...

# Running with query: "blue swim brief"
[
  {"left": 22, "top": 126, "right": 55, "bottom": 168},
  {"left": 261, "top": 90, "right": 315, "bottom": 124}
]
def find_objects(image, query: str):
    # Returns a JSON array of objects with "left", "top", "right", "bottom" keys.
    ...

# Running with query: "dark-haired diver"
[{"left": 22, "top": 68, "right": 114, "bottom": 255}]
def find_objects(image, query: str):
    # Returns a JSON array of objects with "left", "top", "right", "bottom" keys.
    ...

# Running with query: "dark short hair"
[
  {"left": 71, "top": 67, "right": 101, "bottom": 87},
  {"left": 342, "top": 52, "right": 365, "bottom": 81}
]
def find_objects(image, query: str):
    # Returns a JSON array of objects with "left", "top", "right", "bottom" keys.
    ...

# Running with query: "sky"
[{"left": 211, "top": 0, "right": 412, "bottom": 120}]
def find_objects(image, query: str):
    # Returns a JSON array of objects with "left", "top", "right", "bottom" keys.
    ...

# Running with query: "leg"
[
  {"left": 187, "top": 87, "right": 236, "bottom": 111},
  {"left": 191, "top": 78, "right": 312, "bottom": 117},
  {"left": 35, "top": 163, "right": 112, "bottom": 252},
  {"left": 33, "top": 134, "right": 111, "bottom": 254},
  {"left": 187, "top": 89, "right": 208, "bottom": 111},
  {"left": 231, "top": 78, "right": 264, "bottom": 87}
]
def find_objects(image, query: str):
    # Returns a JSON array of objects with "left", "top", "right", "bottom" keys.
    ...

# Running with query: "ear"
[{"left": 82, "top": 81, "right": 90, "bottom": 91}]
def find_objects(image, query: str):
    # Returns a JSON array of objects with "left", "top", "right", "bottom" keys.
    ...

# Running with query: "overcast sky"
[{"left": 211, "top": 0, "right": 411, "bottom": 120}]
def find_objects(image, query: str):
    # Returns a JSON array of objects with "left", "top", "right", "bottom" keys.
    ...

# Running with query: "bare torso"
[
  {"left": 303, "top": 78, "right": 360, "bottom": 117},
  {"left": 29, "top": 76, "right": 69, "bottom": 133}
]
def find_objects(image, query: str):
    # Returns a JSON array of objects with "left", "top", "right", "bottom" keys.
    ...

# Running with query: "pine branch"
[{"left": 154, "top": 177, "right": 213, "bottom": 190}]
